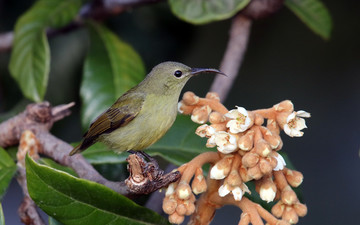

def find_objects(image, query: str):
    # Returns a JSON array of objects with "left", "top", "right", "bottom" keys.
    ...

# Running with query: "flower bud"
[
  {"left": 281, "top": 186, "right": 298, "bottom": 205},
  {"left": 206, "top": 92, "right": 220, "bottom": 101},
  {"left": 226, "top": 170, "right": 242, "bottom": 187},
  {"left": 273, "top": 100, "right": 294, "bottom": 113},
  {"left": 183, "top": 91, "right": 199, "bottom": 105},
  {"left": 210, "top": 123, "right": 227, "bottom": 131},
  {"left": 184, "top": 201, "right": 196, "bottom": 215},
  {"left": 163, "top": 197, "right": 177, "bottom": 214},
  {"left": 273, "top": 153, "right": 286, "bottom": 171},
  {"left": 214, "top": 131, "right": 238, "bottom": 154},
  {"left": 238, "top": 130, "right": 254, "bottom": 151},
  {"left": 231, "top": 186, "right": 243, "bottom": 201},
  {"left": 285, "top": 169, "right": 303, "bottom": 187},
  {"left": 192, "top": 168, "right": 207, "bottom": 194},
  {"left": 239, "top": 166, "right": 252, "bottom": 182},
  {"left": 165, "top": 183, "right": 177, "bottom": 196},
  {"left": 209, "top": 111, "right": 226, "bottom": 124},
  {"left": 255, "top": 139, "right": 272, "bottom": 157},
  {"left": 282, "top": 206, "right": 298, "bottom": 224},
  {"left": 293, "top": 202, "right": 307, "bottom": 217},
  {"left": 206, "top": 135, "right": 216, "bottom": 148},
  {"left": 191, "top": 105, "right": 211, "bottom": 124},
  {"left": 177, "top": 101, "right": 195, "bottom": 114},
  {"left": 218, "top": 184, "right": 231, "bottom": 197},
  {"left": 247, "top": 164, "right": 262, "bottom": 180},
  {"left": 259, "top": 179, "right": 277, "bottom": 203},
  {"left": 254, "top": 113, "right": 264, "bottom": 126},
  {"left": 195, "top": 124, "right": 215, "bottom": 138},
  {"left": 260, "top": 126, "right": 281, "bottom": 149},
  {"left": 168, "top": 212, "right": 185, "bottom": 224},
  {"left": 259, "top": 158, "right": 272, "bottom": 175},
  {"left": 210, "top": 155, "right": 234, "bottom": 180},
  {"left": 242, "top": 152, "right": 259, "bottom": 168},
  {"left": 176, "top": 203, "right": 187, "bottom": 216},
  {"left": 272, "top": 201, "right": 285, "bottom": 218},
  {"left": 176, "top": 181, "right": 192, "bottom": 200},
  {"left": 276, "top": 220, "right": 291, "bottom": 225}
]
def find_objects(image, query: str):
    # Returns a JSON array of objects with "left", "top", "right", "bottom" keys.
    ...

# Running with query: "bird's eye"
[{"left": 174, "top": 70, "right": 182, "bottom": 78}]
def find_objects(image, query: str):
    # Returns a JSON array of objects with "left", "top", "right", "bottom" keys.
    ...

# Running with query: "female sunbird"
[{"left": 70, "top": 61, "right": 223, "bottom": 156}]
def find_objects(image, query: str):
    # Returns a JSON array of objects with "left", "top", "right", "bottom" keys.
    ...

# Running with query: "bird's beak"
[{"left": 190, "top": 68, "right": 227, "bottom": 76}]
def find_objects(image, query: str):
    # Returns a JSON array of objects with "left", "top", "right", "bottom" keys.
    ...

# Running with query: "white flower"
[
  {"left": 225, "top": 106, "right": 251, "bottom": 133},
  {"left": 206, "top": 135, "right": 216, "bottom": 148},
  {"left": 210, "top": 164, "right": 227, "bottom": 180},
  {"left": 165, "top": 183, "right": 176, "bottom": 196},
  {"left": 195, "top": 124, "right": 215, "bottom": 138},
  {"left": 260, "top": 186, "right": 276, "bottom": 203},
  {"left": 273, "top": 153, "right": 286, "bottom": 171},
  {"left": 284, "top": 110, "right": 311, "bottom": 137},
  {"left": 214, "top": 131, "right": 238, "bottom": 154},
  {"left": 232, "top": 186, "right": 244, "bottom": 201},
  {"left": 218, "top": 184, "right": 231, "bottom": 197}
]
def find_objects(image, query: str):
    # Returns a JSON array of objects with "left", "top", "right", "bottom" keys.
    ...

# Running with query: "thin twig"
[{"left": 210, "top": 14, "right": 252, "bottom": 102}]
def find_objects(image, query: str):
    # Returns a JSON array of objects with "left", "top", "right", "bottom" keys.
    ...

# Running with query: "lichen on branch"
[{"left": 163, "top": 91, "right": 310, "bottom": 225}]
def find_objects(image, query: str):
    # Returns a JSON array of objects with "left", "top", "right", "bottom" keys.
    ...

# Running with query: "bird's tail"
[{"left": 69, "top": 143, "right": 83, "bottom": 156}]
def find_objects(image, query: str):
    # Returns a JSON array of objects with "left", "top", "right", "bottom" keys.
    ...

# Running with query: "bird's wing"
[{"left": 73, "top": 92, "right": 146, "bottom": 153}]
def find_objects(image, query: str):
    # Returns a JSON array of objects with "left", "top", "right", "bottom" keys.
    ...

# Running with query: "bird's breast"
[{"left": 102, "top": 94, "right": 178, "bottom": 152}]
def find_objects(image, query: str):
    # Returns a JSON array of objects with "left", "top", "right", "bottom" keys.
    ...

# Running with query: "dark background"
[{"left": 1, "top": 0, "right": 359, "bottom": 224}]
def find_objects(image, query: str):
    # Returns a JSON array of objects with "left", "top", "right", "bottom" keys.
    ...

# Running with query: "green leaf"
[
  {"left": 49, "top": 217, "right": 64, "bottom": 225},
  {"left": 285, "top": 0, "right": 332, "bottom": 39},
  {"left": 0, "top": 203, "right": 4, "bottom": 225},
  {"left": 39, "top": 158, "right": 77, "bottom": 177},
  {"left": 9, "top": 0, "right": 82, "bottom": 102},
  {"left": 147, "top": 115, "right": 214, "bottom": 166},
  {"left": 26, "top": 155, "right": 170, "bottom": 225},
  {"left": 0, "top": 147, "right": 17, "bottom": 201},
  {"left": 81, "top": 142, "right": 128, "bottom": 165},
  {"left": 81, "top": 21, "right": 146, "bottom": 129},
  {"left": 168, "top": 0, "right": 251, "bottom": 24}
]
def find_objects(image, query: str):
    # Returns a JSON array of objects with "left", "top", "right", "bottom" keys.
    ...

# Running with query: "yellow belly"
[{"left": 99, "top": 94, "right": 177, "bottom": 152}]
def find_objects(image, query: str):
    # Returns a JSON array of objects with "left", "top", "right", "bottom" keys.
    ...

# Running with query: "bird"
[{"left": 69, "top": 61, "right": 224, "bottom": 157}]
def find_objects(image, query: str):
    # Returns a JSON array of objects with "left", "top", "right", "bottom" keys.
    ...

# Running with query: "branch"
[
  {"left": 0, "top": 102, "right": 180, "bottom": 196},
  {"left": 210, "top": 14, "right": 252, "bottom": 102},
  {"left": 0, "top": 0, "right": 164, "bottom": 52}
]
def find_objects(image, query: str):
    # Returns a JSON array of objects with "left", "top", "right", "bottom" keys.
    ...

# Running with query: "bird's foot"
[
  {"left": 125, "top": 154, "right": 180, "bottom": 195},
  {"left": 127, "top": 150, "right": 160, "bottom": 171}
]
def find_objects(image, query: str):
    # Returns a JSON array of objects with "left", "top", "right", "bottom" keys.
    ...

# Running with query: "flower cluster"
[{"left": 163, "top": 92, "right": 310, "bottom": 225}]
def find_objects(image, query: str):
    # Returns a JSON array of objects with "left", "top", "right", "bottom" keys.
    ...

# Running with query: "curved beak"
[{"left": 190, "top": 68, "right": 227, "bottom": 76}]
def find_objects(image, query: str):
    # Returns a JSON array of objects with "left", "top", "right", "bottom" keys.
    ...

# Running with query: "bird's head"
[{"left": 144, "top": 61, "right": 225, "bottom": 95}]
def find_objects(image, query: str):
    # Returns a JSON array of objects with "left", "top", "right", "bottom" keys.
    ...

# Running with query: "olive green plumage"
[{"left": 70, "top": 61, "right": 222, "bottom": 156}]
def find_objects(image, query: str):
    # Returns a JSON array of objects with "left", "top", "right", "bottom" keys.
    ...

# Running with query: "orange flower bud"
[
  {"left": 192, "top": 168, "right": 207, "bottom": 194},
  {"left": 255, "top": 139, "right": 272, "bottom": 157},
  {"left": 260, "top": 126, "right": 281, "bottom": 149},
  {"left": 259, "top": 178, "right": 277, "bottom": 203},
  {"left": 184, "top": 201, "right": 196, "bottom": 216},
  {"left": 162, "top": 197, "right": 177, "bottom": 214},
  {"left": 273, "top": 100, "right": 294, "bottom": 113},
  {"left": 206, "top": 92, "right": 220, "bottom": 101},
  {"left": 176, "top": 203, "right": 187, "bottom": 216},
  {"left": 210, "top": 123, "right": 227, "bottom": 131},
  {"left": 176, "top": 181, "right": 192, "bottom": 200},
  {"left": 191, "top": 105, "right": 211, "bottom": 124},
  {"left": 242, "top": 152, "right": 259, "bottom": 168},
  {"left": 210, "top": 155, "right": 233, "bottom": 180},
  {"left": 281, "top": 186, "right": 298, "bottom": 205},
  {"left": 226, "top": 170, "right": 242, "bottom": 187},
  {"left": 285, "top": 169, "right": 304, "bottom": 187},
  {"left": 293, "top": 202, "right": 307, "bottom": 217},
  {"left": 168, "top": 212, "right": 185, "bottom": 224},
  {"left": 183, "top": 91, "right": 199, "bottom": 105},
  {"left": 209, "top": 111, "right": 226, "bottom": 124},
  {"left": 272, "top": 201, "right": 285, "bottom": 218},
  {"left": 247, "top": 164, "right": 262, "bottom": 180},
  {"left": 254, "top": 113, "right": 264, "bottom": 126},
  {"left": 238, "top": 130, "right": 254, "bottom": 151},
  {"left": 239, "top": 166, "right": 252, "bottom": 182},
  {"left": 282, "top": 206, "right": 298, "bottom": 224},
  {"left": 259, "top": 158, "right": 272, "bottom": 175}
]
